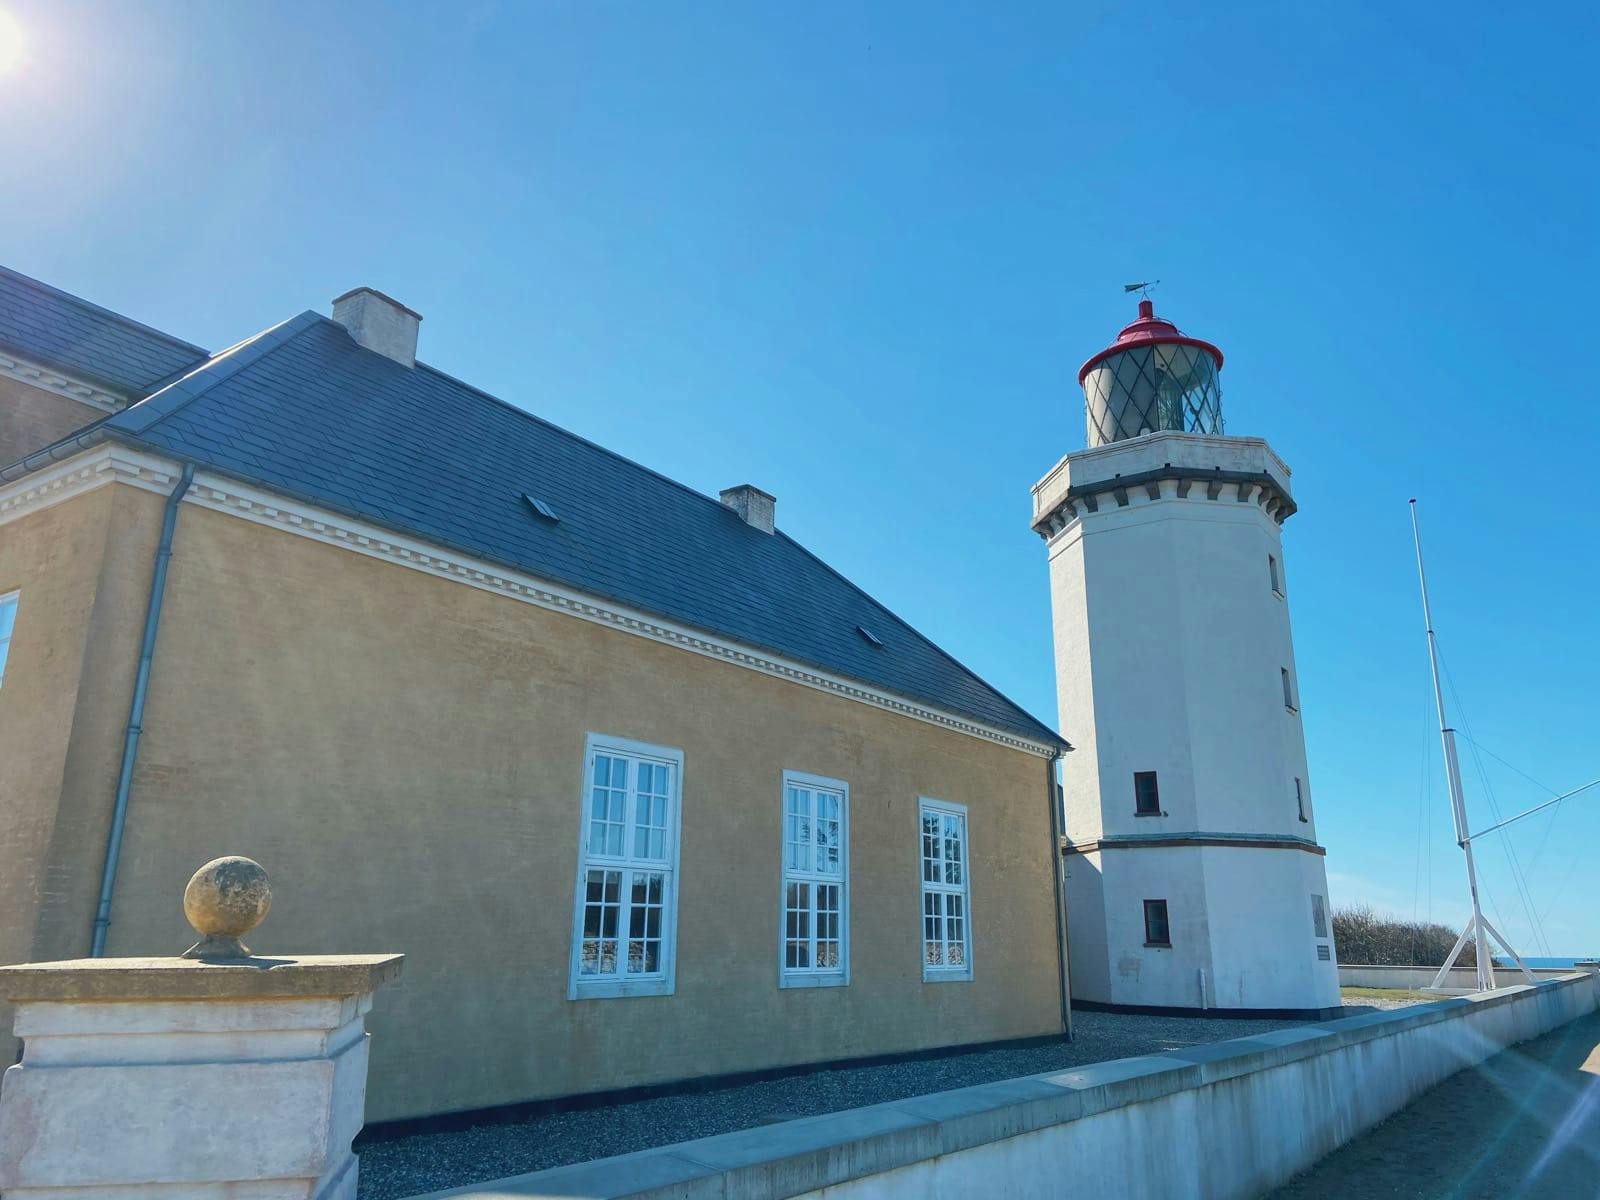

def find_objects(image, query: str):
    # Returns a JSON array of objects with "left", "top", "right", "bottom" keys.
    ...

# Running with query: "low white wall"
[
  {"left": 1338, "top": 963, "right": 1572, "bottom": 990},
  {"left": 413, "top": 973, "right": 1598, "bottom": 1200}
]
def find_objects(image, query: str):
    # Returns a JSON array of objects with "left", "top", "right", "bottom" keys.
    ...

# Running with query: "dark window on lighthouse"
[
  {"left": 1143, "top": 900, "right": 1170, "bottom": 947},
  {"left": 1282, "top": 668, "right": 1297, "bottom": 711},
  {"left": 1269, "top": 554, "right": 1283, "bottom": 596},
  {"left": 1133, "top": 771, "right": 1161, "bottom": 816}
]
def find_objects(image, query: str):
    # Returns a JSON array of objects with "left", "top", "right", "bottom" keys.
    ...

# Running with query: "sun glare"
[{"left": 0, "top": 9, "right": 25, "bottom": 76}]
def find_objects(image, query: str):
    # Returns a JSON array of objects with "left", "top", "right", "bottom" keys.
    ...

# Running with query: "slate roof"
[
  {"left": 10, "top": 302, "right": 1063, "bottom": 748},
  {"left": 0, "top": 266, "right": 208, "bottom": 397}
]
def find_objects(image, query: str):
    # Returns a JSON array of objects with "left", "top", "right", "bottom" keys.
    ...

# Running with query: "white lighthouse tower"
[{"left": 1033, "top": 298, "right": 1341, "bottom": 1017}]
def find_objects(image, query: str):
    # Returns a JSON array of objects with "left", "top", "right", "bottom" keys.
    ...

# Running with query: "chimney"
[
  {"left": 720, "top": 484, "right": 776, "bottom": 534},
  {"left": 331, "top": 287, "right": 422, "bottom": 367}
]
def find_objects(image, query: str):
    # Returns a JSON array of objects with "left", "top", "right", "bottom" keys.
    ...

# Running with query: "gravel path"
[
  {"left": 1268, "top": 1010, "right": 1600, "bottom": 1198},
  {"left": 356, "top": 1009, "right": 1316, "bottom": 1198}
]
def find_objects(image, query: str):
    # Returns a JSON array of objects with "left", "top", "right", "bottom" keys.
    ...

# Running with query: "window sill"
[
  {"left": 1272, "top": 589, "right": 1285, "bottom": 601},
  {"left": 1285, "top": 706, "right": 1298, "bottom": 715},
  {"left": 570, "top": 977, "right": 674, "bottom": 1001},
  {"left": 1133, "top": 810, "right": 1165, "bottom": 818},
  {"left": 780, "top": 972, "right": 849, "bottom": 990},
  {"left": 1144, "top": 942, "right": 1172, "bottom": 949},
  {"left": 922, "top": 969, "right": 973, "bottom": 984},
  {"left": 1298, "top": 816, "right": 1309, "bottom": 824}
]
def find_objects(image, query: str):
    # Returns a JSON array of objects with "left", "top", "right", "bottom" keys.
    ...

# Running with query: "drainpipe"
[
  {"left": 89, "top": 462, "right": 194, "bottom": 957},
  {"left": 1045, "top": 750, "right": 1073, "bottom": 1039}
]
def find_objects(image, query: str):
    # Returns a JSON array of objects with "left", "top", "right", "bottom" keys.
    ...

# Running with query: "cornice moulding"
[
  {"left": 0, "top": 350, "right": 127, "bottom": 414},
  {"left": 0, "top": 443, "right": 179, "bottom": 522},
  {"left": 0, "top": 444, "right": 1060, "bottom": 758}
]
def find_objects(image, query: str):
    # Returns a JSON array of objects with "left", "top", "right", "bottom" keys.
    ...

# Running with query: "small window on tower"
[
  {"left": 1295, "top": 777, "right": 1308, "bottom": 822},
  {"left": 1133, "top": 771, "right": 1161, "bottom": 816},
  {"left": 1269, "top": 554, "right": 1283, "bottom": 596},
  {"left": 1143, "top": 899, "right": 1170, "bottom": 947},
  {"left": 1311, "top": 893, "right": 1328, "bottom": 939},
  {"left": 1282, "top": 668, "right": 1296, "bottom": 712}
]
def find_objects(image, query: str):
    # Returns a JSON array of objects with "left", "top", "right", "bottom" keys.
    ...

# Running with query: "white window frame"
[
  {"left": 567, "top": 733, "right": 684, "bottom": 1000},
  {"left": 777, "top": 770, "right": 850, "bottom": 989},
  {"left": 918, "top": 797, "right": 973, "bottom": 982},
  {"left": 0, "top": 590, "right": 18, "bottom": 688}
]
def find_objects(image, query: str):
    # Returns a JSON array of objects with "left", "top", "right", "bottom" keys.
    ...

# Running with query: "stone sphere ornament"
[{"left": 181, "top": 855, "right": 271, "bottom": 958}]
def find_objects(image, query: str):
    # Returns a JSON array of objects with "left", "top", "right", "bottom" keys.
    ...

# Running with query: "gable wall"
[
  {"left": 0, "top": 376, "right": 108, "bottom": 466},
  {"left": 0, "top": 484, "right": 169, "bottom": 1065}
]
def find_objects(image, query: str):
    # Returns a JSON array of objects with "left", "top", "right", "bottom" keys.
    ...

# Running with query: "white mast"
[{"left": 1409, "top": 500, "right": 1535, "bottom": 992}]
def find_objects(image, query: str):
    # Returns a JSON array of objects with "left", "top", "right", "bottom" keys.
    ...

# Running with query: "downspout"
[
  {"left": 89, "top": 461, "right": 194, "bottom": 957},
  {"left": 1046, "top": 750, "right": 1073, "bottom": 1039}
]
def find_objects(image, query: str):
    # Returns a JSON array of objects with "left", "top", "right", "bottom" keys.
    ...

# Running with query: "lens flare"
[{"left": 0, "top": 9, "right": 24, "bottom": 76}]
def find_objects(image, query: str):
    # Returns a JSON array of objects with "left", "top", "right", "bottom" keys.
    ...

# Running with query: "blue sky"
[{"left": 2, "top": 2, "right": 1596, "bottom": 952}]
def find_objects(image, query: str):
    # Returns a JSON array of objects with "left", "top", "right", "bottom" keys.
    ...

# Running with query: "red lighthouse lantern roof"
[{"left": 1077, "top": 299, "right": 1225, "bottom": 385}]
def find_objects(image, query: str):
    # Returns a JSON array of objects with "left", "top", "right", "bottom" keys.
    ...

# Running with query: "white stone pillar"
[{"left": 0, "top": 858, "right": 402, "bottom": 1199}]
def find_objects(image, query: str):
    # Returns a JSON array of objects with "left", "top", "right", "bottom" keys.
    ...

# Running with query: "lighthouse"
[{"left": 1032, "top": 298, "right": 1341, "bottom": 1017}]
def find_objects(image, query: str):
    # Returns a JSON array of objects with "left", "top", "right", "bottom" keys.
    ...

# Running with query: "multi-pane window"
[
  {"left": 919, "top": 798, "right": 972, "bottom": 981},
  {"left": 0, "top": 591, "right": 17, "bottom": 687},
  {"left": 568, "top": 736, "right": 682, "bottom": 1000},
  {"left": 779, "top": 771, "right": 848, "bottom": 988},
  {"left": 1281, "top": 668, "right": 1296, "bottom": 711},
  {"left": 1311, "top": 893, "right": 1328, "bottom": 940},
  {"left": 1134, "top": 771, "right": 1161, "bottom": 816},
  {"left": 1269, "top": 554, "right": 1283, "bottom": 596},
  {"left": 1143, "top": 899, "right": 1170, "bottom": 946},
  {"left": 1295, "top": 777, "right": 1308, "bottom": 822}
]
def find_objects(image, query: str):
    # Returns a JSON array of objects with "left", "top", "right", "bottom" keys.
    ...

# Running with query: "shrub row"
[{"left": 1332, "top": 902, "right": 1476, "bottom": 967}]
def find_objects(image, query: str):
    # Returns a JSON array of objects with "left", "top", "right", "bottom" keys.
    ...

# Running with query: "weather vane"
[{"left": 1123, "top": 280, "right": 1161, "bottom": 298}]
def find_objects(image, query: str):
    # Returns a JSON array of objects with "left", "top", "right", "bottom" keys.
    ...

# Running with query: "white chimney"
[
  {"left": 331, "top": 287, "right": 422, "bottom": 368},
  {"left": 720, "top": 484, "right": 776, "bottom": 533}
]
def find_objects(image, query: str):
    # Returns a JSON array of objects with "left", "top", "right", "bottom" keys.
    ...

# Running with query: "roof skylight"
[
  {"left": 856, "top": 624, "right": 883, "bottom": 648},
  {"left": 522, "top": 493, "right": 559, "bottom": 523}
]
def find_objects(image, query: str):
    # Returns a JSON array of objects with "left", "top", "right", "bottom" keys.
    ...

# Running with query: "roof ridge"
[
  {"left": 412, "top": 359, "right": 758, "bottom": 522},
  {"left": 110, "top": 311, "right": 322, "bottom": 436},
  {"left": 774, "top": 531, "right": 1064, "bottom": 746},
  {"left": 0, "top": 264, "right": 208, "bottom": 358}
]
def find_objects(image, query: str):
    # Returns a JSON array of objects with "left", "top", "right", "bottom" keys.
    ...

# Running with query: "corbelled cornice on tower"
[{"left": 1030, "top": 430, "right": 1296, "bottom": 541}]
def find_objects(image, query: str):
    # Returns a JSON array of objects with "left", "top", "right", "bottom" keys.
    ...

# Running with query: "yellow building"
[{"left": 0, "top": 268, "right": 1070, "bottom": 1122}]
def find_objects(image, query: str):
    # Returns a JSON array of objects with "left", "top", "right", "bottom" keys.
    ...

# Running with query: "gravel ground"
[
  {"left": 356, "top": 1009, "right": 1323, "bottom": 1198},
  {"left": 1340, "top": 992, "right": 1436, "bottom": 1012}
]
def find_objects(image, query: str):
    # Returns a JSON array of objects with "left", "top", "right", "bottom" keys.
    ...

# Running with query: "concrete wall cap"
[
  {"left": 0, "top": 954, "right": 404, "bottom": 1002},
  {"left": 405, "top": 971, "right": 1596, "bottom": 1200}
]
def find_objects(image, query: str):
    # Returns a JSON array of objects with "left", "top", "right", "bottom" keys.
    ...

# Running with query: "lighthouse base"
[
  {"left": 1070, "top": 998, "right": 1346, "bottom": 1021},
  {"left": 1062, "top": 843, "right": 1342, "bottom": 1015}
]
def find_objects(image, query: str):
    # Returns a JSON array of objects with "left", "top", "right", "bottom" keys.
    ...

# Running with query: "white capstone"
[{"left": 0, "top": 956, "right": 400, "bottom": 1200}]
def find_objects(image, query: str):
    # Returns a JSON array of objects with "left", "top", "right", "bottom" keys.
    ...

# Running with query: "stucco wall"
[
  {"left": 7, "top": 482, "right": 1062, "bottom": 1121},
  {"left": 1040, "top": 433, "right": 1336, "bottom": 1012},
  {"left": 0, "top": 376, "right": 107, "bottom": 466}
]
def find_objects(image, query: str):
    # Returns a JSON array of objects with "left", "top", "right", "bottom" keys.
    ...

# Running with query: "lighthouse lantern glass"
[{"left": 1083, "top": 342, "right": 1223, "bottom": 447}]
